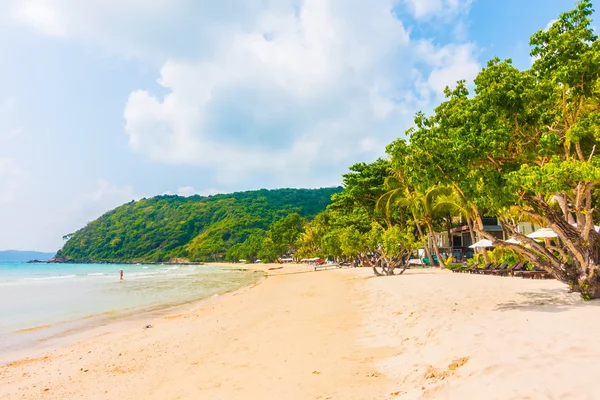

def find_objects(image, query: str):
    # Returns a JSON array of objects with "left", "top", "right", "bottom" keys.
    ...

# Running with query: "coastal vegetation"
[
  {"left": 297, "top": 1, "right": 600, "bottom": 299},
  {"left": 57, "top": 188, "right": 340, "bottom": 263}
]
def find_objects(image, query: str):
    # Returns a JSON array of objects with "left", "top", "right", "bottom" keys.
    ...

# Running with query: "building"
[{"left": 428, "top": 218, "right": 539, "bottom": 262}]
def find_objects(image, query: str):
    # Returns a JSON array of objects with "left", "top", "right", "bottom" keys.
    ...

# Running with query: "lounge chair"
[
  {"left": 486, "top": 263, "right": 508, "bottom": 275},
  {"left": 513, "top": 261, "right": 528, "bottom": 277},
  {"left": 459, "top": 262, "right": 477, "bottom": 273},
  {"left": 479, "top": 263, "right": 499, "bottom": 275},
  {"left": 467, "top": 262, "right": 486, "bottom": 274},
  {"left": 468, "top": 262, "right": 492, "bottom": 274},
  {"left": 522, "top": 266, "right": 550, "bottom": 279},
  {"left": 483, "top": 263, "right": 508, "bottom": 275},
  {"left": 494, "top": 261, "right": 524, "bottom": 277},
  {"left": 451, "top": 264, "right": 468, "bottom": 273}
]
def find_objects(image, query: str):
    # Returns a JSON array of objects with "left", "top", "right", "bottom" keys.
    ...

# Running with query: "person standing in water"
[{"left": 119, "top": 269, "right": 124, "bottom": 281}]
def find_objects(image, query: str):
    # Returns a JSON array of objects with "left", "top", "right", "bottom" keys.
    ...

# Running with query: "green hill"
[{"left": 56, "top": 187, "right": 341, "bottom": 263}]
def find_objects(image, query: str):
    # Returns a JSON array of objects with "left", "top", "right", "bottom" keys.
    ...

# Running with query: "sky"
[{"left": 0, "top": 0, "right": 578, "bottom": 251}]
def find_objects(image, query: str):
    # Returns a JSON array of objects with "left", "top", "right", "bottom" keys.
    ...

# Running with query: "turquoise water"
[{"left": 0, "top": 262, "right": 259, "bottom": 360}]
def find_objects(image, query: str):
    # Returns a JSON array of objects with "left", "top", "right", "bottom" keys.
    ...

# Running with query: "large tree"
[{"left": 396, "top": 0, "right": 600, "bottom": 298}]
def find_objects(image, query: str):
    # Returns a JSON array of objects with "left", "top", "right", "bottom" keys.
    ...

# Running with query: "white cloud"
[
  {"left": 12, "top": 0, "right": 67, "bottom": 37},
  {"left": 545, "top": 19, "right": 558, "bottom": 31},
  {"left": 402, "top": 0, "right": 472, "bottom": 19},
  {"left": 10, "top": 0, "right": 480, "bottom": 188},
  {"left": 119, "top": 0, "right": 424, "bottom": 185},
  {"left": 417, "top": 41, "right": 480, "bottom": 93},
  {"left": 176, "top": 186, "right": 222, "bottom": 197},
  {"left": 120, "top": 0, "right": 479, "bottom": 185}
]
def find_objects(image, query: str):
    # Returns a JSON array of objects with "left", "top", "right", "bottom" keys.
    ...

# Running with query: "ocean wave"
[
  {"left": 87, "top": 273, "right": 105, "bottom": 276},
  {"left": 27, "top": 274, "right": 77, "bottom": 281},
  {"left": 158, "top": 266, "right": 180, "bottom": 271},
  {"left": 127, "top": 272, "right": 158, "bottom": 277}
]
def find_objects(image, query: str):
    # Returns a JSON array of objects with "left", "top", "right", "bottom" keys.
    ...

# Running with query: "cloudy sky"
[{"left": 0, "top": 0, "right": 574, "bottom": 251}]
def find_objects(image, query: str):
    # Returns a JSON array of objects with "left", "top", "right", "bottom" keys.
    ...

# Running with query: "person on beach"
[{"left": 119, "top": 269, "right": 123, "bottom": 281}]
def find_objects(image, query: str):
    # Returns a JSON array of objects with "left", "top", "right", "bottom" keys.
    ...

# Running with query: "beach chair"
[
  {"left": 469, "top": 262, "right": 491, "bottom": 274},
  {"left": 522, "top": 266, "right": 549, "bottom": 279},
  {"left": 494, "top": 261, "right": 523, "bottom": 277},
  {"left": 451, "top": 264, "right": 468, "bottom": 273},
  {"left": 486, "top": 263, "right": 508, "bottom": 275},
  {"left": 465, "top": 262, "right": 481, "bottom": 274},
  {"left": 483, "top": 264, "right": 508, "bottom": 275},
  {"left": 459, "top": 262, "right": 477, "bottom": 273},
  {"left": 478, "top": 263, "right": 498, "bottom": 275}
]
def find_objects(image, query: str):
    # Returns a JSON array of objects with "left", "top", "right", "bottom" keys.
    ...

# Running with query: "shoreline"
[
  {"left": 2, "top": 266, "right": 600, "bottom": 399},
  {"left": 1, "top": 264, "right": 391, "bottom": 399},
  {"left": 0, "top": 264, "right": 270, "bottom": 366}
]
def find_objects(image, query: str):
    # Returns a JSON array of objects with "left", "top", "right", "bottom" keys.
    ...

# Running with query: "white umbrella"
[
  {"left": 469, "top": 239, "right": 494, "bottom": 248},
  {"left": 571, "top": 223, "right": 600, "bottom": 232},
  {"left": 526, "top": 228, "right": 558, "bottom": 239},
  {"left": 504, "top": 238, "right": 522, "bottom": 244}
]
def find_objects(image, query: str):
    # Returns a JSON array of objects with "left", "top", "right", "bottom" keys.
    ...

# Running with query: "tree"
[
  {"left": 359, "top": 222, "right": 424, "bottom": 276},
  {"left": 379, "top": 178, "right": 453, "bottom": 268},
  {"left": 267, "top": 213, "right": 305, "bottom": 257},
  {"left": 400, "top": 0, "right": 600, "bottom": 298}
]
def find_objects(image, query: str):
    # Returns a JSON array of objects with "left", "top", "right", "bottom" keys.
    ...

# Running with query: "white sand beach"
[{"left": 1, "top": 264, "right": 599, "bottom": 399}]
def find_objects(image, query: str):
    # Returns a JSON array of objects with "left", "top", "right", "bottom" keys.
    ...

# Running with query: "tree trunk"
[
  {"left": 415, "top": 221, "right": 433, "bottom": 265},
  {"left": 445, "top": 213, "right": 453, "bottom": 261},
  {"left": 427, "top": 223, "right": 446, "bottom": 268},
  {"left": 474, "top": 215, "right": 491, "bottom": 265},
  {"left": 466, "top": 217, "right": 482, "bottom": 263},
  {"left": 466, "top": 217, "right": 476, "bottom": 246},
  {"left": 553, "top": 193, "right": 576, "bottom": 224},
  {"left": 476, "top": 197, "right": 600, "bottom": 299}
]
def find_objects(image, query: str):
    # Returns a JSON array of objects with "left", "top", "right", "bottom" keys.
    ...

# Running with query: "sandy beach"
[{"left": 1, "top": 264, "right": 599, "bottom": 399}]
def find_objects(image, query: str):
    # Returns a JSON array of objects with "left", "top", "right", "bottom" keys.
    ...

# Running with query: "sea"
[{"left": 0, "top": 262, "right": 260, "bottom": 363}]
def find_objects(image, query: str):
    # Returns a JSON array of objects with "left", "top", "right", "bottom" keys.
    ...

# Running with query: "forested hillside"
[{"left": 56, "top": 188, "right": 340, "bottom": 263}]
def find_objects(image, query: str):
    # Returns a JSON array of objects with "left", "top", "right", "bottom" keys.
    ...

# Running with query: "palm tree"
[
  {"left": 378, "top": 177, "right": 433, "bottom": 265},
  {"left": 435, "top": 189, "right": 490, "bottom": 265},
  {"left": 417, "top": 186, "right": 455, "bottom": 268},
  {"left": 380, "top": 181, "right": 453, "bottom": 268}
]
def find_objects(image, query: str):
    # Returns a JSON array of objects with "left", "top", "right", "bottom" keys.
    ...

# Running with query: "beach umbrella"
[
  {"left": 504, "top": 238, "right": 522, "bottom": 244},
  {"left": 526, "top": 228, "right": 558, "bottom": 239},
  {"left": 571, "top": 223, "right": 600, "bottom": 232},
  {"left": 469, "top": 239, "right": 494, "bottom": 248}
]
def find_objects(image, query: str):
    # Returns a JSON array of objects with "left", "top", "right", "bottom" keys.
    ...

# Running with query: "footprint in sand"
[{"left": 423, "top": 356, "right": 470, "bottom": 380}]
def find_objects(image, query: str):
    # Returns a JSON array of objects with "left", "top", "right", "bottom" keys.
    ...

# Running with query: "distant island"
[
  {"left": 0, "top": 250, "right": 56, "bottom": 262},
  {"left": 54, "top": 187, "right": 341, "bottom": 264}
]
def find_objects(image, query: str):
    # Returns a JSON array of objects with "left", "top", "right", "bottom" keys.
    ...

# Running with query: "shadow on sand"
[{"left": 494, "top": 287, "right": 600, "bottom": 313}]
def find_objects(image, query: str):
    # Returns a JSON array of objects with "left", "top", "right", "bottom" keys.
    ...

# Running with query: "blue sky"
[{"left": 0, "top": 0, "right": 577, "bottom": 251}]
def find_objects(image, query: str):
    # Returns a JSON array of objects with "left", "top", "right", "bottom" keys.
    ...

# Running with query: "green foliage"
[
  {"left": 57, "top": 188, "right": 340, "bottom": 263},
  {"left": 266, "top": 213, "right": 305, "bottom": 256},
  {"left": 487, "top": 248, "right": 520, "bottom": 265},
  {"left": 297, "top": 159, "right": 425, "bottom": 263},
  {"left": 447, "top": 263, "right": 464, "bottom": 270}
]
